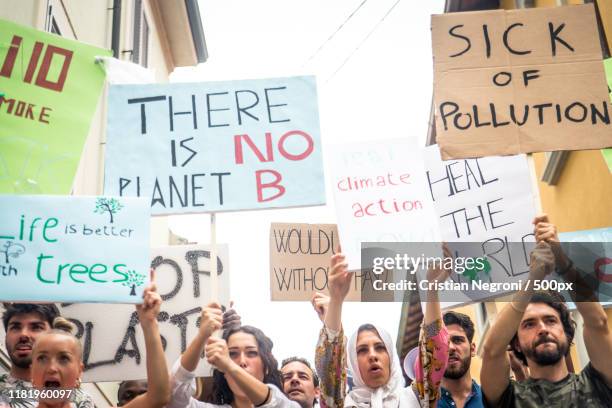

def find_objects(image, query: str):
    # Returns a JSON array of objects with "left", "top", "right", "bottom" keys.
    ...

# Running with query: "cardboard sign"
[
  {"left": 601, "top": 58, "right": 612, "bottom": 173},
  {"left": 0, "top": 195, "right": 150, "bottom": 303},
  {"left": 329, "top": 140, "right": 440, "bottom": 270},
  {"left": 104, "top": 76, "right": 325, "bottom": 215},
  {"left": 432, "top": 4, "right": 612, "bottom": 159},
  {"left": 0, "top": 19, "right": 110, "bottom": 194},
  {"left": 422, "top": 145, "right": 537, "bottom": 304},
  {"left": 0, "top": 244, "right": 230, "bottom": 382},
  {"left": 269, "top": 223, "right": 398, "bottom": 301}
]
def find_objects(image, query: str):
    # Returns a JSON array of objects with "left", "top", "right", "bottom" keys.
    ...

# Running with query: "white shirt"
[{"left": 168, "top": 359, "right": 300, "bottom": 408}]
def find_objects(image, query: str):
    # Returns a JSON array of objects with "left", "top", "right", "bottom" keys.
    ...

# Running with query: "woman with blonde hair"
[{"left": 30, "top": 279, "right": 169, "bottom": 408}]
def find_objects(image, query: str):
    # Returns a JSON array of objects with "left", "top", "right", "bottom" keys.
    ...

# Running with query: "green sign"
[
  {"left": 603, "top": 58, "right": 612, "bottom": 173},
  {"left": 0, "top": 19, "right": 111, "bottom": 194}
]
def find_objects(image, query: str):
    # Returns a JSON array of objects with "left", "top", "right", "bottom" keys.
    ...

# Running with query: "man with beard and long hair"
[
  {"left": 0, "top": 303, "right": 93, "bottom": 407},
  {"left": 480, "top": 215, "right": 612, "bottom": 407},
  {"left": 437, "top": 312, "right": 483, "bottom": 408}
]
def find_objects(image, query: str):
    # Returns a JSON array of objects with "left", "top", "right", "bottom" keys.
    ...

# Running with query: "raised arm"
[
  {"left": 324, "top": 252, "right": 352, "bottom": 332},
  {"left": 315, "top": 251, "right": 352, "bottom": 408},
  {"left": 126, "top": 279, "right": 169, "bottom": 408},
  {"left": 535, "top": 214, "right": 612, "bottom": 385},
  {"left": 181, "top": 302, "right": 223, "bottom": 372},
  {"left": 412, "top": 244, "right": 452, "bottom": 407},
  {"left": 480, "top": 241, "right": 555, "bottom": 405},
  {"left": 311, "top": 292, "right": 330, "bottom": 325},
  {"left": 423, "top": 243, "right": 453, "bottom": 324}
]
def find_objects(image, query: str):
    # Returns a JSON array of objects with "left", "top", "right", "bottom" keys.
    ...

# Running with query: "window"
[
  {"left": 45, "top": 2, "right": 61, "bottom": 35},
  {"left": 141, "top": 15, "right": 149, "bottom": 67},
  {"left": 132, "top": 0, "right": 150, "bottom": 67},
  {"left": 50, "top": 18, "right": 61, "bottom": 35}
]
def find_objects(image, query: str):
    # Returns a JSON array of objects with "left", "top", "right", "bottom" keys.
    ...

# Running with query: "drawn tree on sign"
[
  {"left": 94, "top": 197, "right": 124, "bottom": 223},
  {"left": 464, "top": 257, "right": 492, "bottom": 282},
  {"left": 122, "top": 270, "right": 147, "bottom": 296},
  {"left": 1, "top": 241, "right": 26, "bottom": 264}
]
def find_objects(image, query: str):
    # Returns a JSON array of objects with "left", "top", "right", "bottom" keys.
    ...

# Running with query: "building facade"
[
  {"left": 0, "top": 0, "right": 206, "bottom": 404},
  {"left": 400, "top": 0, "right": 612, "bottom": 383}
]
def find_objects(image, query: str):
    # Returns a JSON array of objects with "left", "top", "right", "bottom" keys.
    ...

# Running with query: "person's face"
[
  {"left": 31, "top": 333, "right": 83, "bottom": 404},
  {"left": 281, "top": 361, "right": 319, "bottom": 408},
  {"left": 516, "top": 303, "right": 568, "bottom": 366},
  {"left": 117, "top": 380, "right": 148, "bottom": 406},
  {"left": 356, "top": 330, "right": 390, "bottom": 389},
  {"left": 5, "top": 313, "right": 50, "bottom": 369},
  {"left": 444, "top": 324, "right": 474, "bottom": 379},
  {"left": 226, "top": 332, "right": 265, "bottom": 397}
]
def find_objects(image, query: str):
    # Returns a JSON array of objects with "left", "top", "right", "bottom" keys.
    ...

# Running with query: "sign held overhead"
[
  {"left": 0, "top": 195, "right": 150, "bottom": 303},
  {"left": 104, "top": 76, "right": 325, "bottom": 215},
  {"left": 432, "top": 4, "right": 612, "bottom": 159},
  {"left": 0, "top": 19, "right": 110, "bottom": 194}
]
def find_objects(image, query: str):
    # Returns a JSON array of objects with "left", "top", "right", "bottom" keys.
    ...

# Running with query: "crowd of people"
[{"left": 0, "top": 215, "right": 610, "bottom": 407}]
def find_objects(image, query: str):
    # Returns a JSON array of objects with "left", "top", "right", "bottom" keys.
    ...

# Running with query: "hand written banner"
[
  {"left": 432, "top": 4, "right": 612, "bottom": 159},
  {"left": 601, "top": 58, "right": 612, "bottom": 172},
  {"left": 329, "top": 140, "right": 440, "bottom": 271},
  {"left": 0, "top": 19, "right": 110, "bottom": 194},
  {"left": 0, "top": 244, "right": 230, "bottom": 382},
  {"left": 0, "top": 195, "right": 150, "bottom": 303},
  {"left": 269, "top": 223, "right": 397, "bottom": 301},
  {"left": 422, "top": 145, "right": 537, "bottom": 305},
  {"left": 104, "top": 76, "right": 325, "bottom": 215}
]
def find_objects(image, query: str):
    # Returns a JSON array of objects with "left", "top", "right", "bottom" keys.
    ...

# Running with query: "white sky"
[{"left": 169, "top": 0, "right": 446, "bottom": 363}]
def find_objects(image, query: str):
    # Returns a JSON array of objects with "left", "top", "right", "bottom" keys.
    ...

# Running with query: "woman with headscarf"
[
  {"left": 168, "top": 303, "right": 299, "bottom": 408},
  {"left": 315, "top": 248, "right": 451, "bottom": 408}
]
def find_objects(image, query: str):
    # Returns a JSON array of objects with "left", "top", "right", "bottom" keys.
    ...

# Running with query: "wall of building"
[
  {"left": 533, "top": 151, "right": 612, "bottom": 232},
  {"left": 0, "top": 1, "right": 189, "bottom": 403},
  {"left": 0, "top": 0, "right": 39, "bottom": 27}
]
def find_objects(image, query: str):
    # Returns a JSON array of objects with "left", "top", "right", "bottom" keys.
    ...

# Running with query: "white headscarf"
[{"left": 345, "top": 324, "right": 419, "bottom": 408}]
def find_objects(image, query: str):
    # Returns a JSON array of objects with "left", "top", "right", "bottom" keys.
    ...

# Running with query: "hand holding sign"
[
  {"left": 222, "top": 302, "right": 241, "bottom": 332},
  {"left": 533, "top": 215, "right": 572, "bottom": 274},
  {"left": 205, "top": 337, "right": 231, "bottom": 373},
  {"left": 529, "top": 242, "right": 556, "bottom": 281},
  {"left": 328, "top": 251, "right": 352, "bottom": 303},
  {"left": 199, "top": 302, "right": 223, "bottom": 340},
  {"left": 533, "top": 214, "right": 559, "bottom": 243},
  {"left": 426, "top": 243, "right": 453, "bottom": 285},
  {"left": 135, "top": 270, "right": 161, "bottom": 327}
]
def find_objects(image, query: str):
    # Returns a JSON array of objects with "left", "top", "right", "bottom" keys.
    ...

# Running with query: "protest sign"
[
  {"left": 329, "top": 140, "right": 440, "bottom": 271},
  {"left": 421, "top": 145, "right": 537, "bottom": 305},
  {"left": 560, "top": 227, "right": 612, "bottom": 286},
  {"left": 602, "top": 58, "right": 612, "bottom": 172},
  {"left": 0, "top": 19, "right": 110, "bottom": 194},
  {"left": 104, "top": 76, "right": 325, "bottom": 215},
  {"left": 269, "top": 223, "right": 406, "bottom": 301},
  {"left": 0, "top": 195, "right": 150, "bottom": 303},
  {"left": 270, "top": 223, "right": 344, "bottom": 300},
  {"left": 432, "top": 4, "right": 612, "bottom": 159},
  {"left": 0, "top": 244, "right": 230, "bottom": 381}
]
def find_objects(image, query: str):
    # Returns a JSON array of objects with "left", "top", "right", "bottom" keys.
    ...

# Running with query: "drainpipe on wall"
[{"left": 111, "top": 0, "right": 121, "bottom": 58}]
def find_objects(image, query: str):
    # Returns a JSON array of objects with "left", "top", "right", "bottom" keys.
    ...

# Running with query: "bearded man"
[
  {"left": 438, "top": 312, "right": 483, "bottom": 408},
  {"left": 481, "top": 215, "right": 612, "bottom": 407}
]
